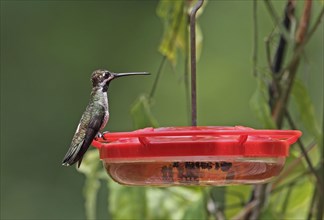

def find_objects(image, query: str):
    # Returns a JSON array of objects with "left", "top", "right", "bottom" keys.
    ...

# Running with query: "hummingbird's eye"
[{"left": 104, "top": 73, "right": 110, "bottom": 79}]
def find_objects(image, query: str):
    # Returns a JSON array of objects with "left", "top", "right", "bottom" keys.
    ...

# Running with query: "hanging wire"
[{"left": 190, "top": 0, "right": 204, "bottom": 126}]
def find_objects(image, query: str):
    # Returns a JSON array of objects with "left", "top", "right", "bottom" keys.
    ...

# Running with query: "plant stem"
[
  {"left": 272, "top": 0, "right": 312, "bottom": 127},
  {"left": 151, "top": 0, "right": 187, "bottom": 100},
  {"left": 271, "top": 169, "right": 312, "bottom": 194},
  {"left": 271, "top": 0, "right": 295, "bottom": 74},
  {"left": 269, "top": 0, "right": 295, "bottom": 109},
  {"left": 281, "top": 183, "right": 293, "bottom": 215},
  {"left": 285, "top": 110, "right": 323, "bottom": 196},
  {"left": 263, "top": 0, "right": 292, "bottom": 43},
  {"left": 272, "top": 140, "right": 317, "bottom": 188},
  {"left": 317, "top": 88, "right": 324, "bottom": 220},
  {"left": 246, "top": 1, "right": 317, "bottom": 219},
  {"left": 307, "top": 187, "right": 317, "bottom": 220},
  {"left": 149, "top": 56, "right": 166, "bottom": 100}
]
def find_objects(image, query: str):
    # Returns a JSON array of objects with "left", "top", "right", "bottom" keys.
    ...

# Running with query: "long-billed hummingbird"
[{"left": 62, "top": 69, "right": 149, "bottom": 167}]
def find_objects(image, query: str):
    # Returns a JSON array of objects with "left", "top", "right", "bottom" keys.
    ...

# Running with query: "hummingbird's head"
[
  {"left": 91, "top": 69, "right": 150, "bottom": 92},
  {"left": 91, "top": 69, "right": 114, "bottom": 88}
]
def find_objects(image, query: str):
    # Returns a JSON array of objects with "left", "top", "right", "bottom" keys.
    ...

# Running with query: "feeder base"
[{"left": 103, "top": 157, "right": 285, "bottom": 186}]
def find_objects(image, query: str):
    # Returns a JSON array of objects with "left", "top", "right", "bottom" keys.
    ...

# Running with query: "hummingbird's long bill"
[{"left": 114, "top": 72, "right": 150, "bottom": 78}]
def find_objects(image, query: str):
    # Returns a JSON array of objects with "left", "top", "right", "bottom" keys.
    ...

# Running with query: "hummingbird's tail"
[
  {"left": 61, "top": 145, "right": 83, "bottom": 167},
  {"left": 62, "top": 126, "right": 98, "bottom": 167},
  {"left": 62, "top": 143, "right": 88, "bottom": 168},
  {"left": 62, "top": 155, "right": 83, "bottom": 168},
  {"left": 63, "top": 106, "right": 105, "bottom": 168},
  {"left": 63, "top": 140, "right": 90, "bottom": 167}
]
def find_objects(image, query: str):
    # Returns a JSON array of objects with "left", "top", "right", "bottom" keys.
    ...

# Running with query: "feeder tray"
[{"left": 92, "top": 126, "right": 301, "bottom": 186}]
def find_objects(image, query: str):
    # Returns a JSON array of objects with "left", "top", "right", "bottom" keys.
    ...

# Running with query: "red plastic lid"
[{"left": 92, "top": 126, "right": 301, "bottom": 159}]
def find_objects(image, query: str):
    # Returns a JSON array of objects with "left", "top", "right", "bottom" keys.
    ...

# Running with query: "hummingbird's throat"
[{"left": 102, "top": 83, "right": 109, "bottom": 92}]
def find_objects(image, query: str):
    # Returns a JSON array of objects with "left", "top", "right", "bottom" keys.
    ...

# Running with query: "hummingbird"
[{"left": 62, "top": 69, "right": 149, "bottom": 167}]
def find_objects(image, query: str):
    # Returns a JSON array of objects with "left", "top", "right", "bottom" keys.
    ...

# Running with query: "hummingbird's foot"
[
  {"left": 94, "top": 131, "right": 109, "bottom": 141},
  {"left": 102, "top": 131, "right": 110, "bottom": 140},
  {"left": 95, "top": 132, "right": 104, "bottom": 140}
]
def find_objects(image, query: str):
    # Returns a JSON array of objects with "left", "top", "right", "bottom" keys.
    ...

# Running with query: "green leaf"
[
  {"left": 108, "top": 181, "right": 147, "bottom": 220},
  {"left": 287, "top": 178, "right": 314, "bottom": 210},
  {"left": 225, "top": 185, "right": 252, "bottom": 218},
  {"left": 77, "top": 149, "right": 103, "bottom": 220},
  {"left": 275, "top": 149, "right": 308, "bottom": 188},
  {"left": 157, "top": 0, "right": 207, "bottom": 65},
  {"left": 210, "top": 187, "right": 226, "bottom": 211},
  {"left": 195, "top": 23, "right": 203, "bottom": 61},
  {"left": 146, "top": 187, "right": 202, "bottom": 220},
  {"left": 270, "top": 178, "right": 313, "bottom": 219},
  {"left": 259, "top": 206, "right": 280, "bottom": 220},
  {"left": 157, "top": 0, "right": 186, "bottom": 65},
  {"left": 130, "top": 94, "right": 159, "bottom": 129},
  {"left": 181, "top": 189, "right": 207, "bottom": 220},
  {"left": 291, "top": 79, "right": 321, "bottom": 139},
  {"left": 250, "top": 79, "right": 276, "bottom": 129}
]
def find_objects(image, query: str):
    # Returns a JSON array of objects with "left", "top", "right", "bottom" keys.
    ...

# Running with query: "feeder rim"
[{"left": 97, "top": 126, "right": 301, "bottom": 145}]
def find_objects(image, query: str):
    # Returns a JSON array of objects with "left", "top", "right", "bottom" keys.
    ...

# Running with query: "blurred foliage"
[
  {"left": 292, "top": 79, "right": 321, "bottom": 139},
  {"left": 250, "top": 78, "right": 276, "bottom": 129},
  {"left": 130, "top": 94, "right": 159, "bottom": 129},
  {"left": 78, "top": 150, "right": 106, "bottom": 220},
  {"left": 1, "top": 1, "right": 323, "bottom": 220},
  {"left": 78, "top": 1, "right": 323, "bottom": 220},
  {"left": 157, "top": 0, "right": 187, "bottom": 65},
  {"left": 157, "top": 0, "right": 205, "bottom": 65}
]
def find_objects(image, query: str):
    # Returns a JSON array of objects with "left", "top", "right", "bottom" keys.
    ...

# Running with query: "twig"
[
  {"left": 149, "top": 56, "right": 166, "bottom": 99},
  {"left": 271, "top": 168, "right": 312, "bottom": 194},
  {"left": 269, "top": 0, "right": 295, "bottom": 109},
  {"left": 281, "top": 183, "right": 293, "bottom": 215},
  {"left": 271, "top": 0, "right": 295, "bottom": 74},
  {"left": 304, "top": 6, "right": 324, "bottom": 45},
  {"left": 317, "top": 95, "right": 324, "bottom": 220},
  {"left": 307, "top": 187, "right": 317, "bottom": 220},
  {"left": 280, "top": 6, "right": 324, "bottom": 77},
  {"left": 272, "top": 0, "right": 312, "bottom": 128},
  {"left": 231, "top": 200, "right": 259, "bottom": 220},
  {"left": 272, "top": 139, "right": 317, "bottom": 188},
  {"left": 265, "top": 27, "right": 276, "bottom": 71},
  {"left": 295, "top": 0, "right": 312, "bottom": 44},
  {"left": 263, "top": 0, "right": 292, "bottom": 42}
]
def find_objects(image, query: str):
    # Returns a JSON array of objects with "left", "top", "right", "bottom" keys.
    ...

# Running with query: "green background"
[{"left": 1, "top": 1, "right": 323, "bottom": 219}]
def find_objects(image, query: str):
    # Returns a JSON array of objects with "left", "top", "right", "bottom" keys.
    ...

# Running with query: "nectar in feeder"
[{"left": 92, "top": 126, "right": 301, "bottom": 186}]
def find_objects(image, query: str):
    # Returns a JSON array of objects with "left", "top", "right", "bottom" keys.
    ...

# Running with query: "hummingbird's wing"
[{"left": 62, "top": 106, "right": 105, "bottom": 167}]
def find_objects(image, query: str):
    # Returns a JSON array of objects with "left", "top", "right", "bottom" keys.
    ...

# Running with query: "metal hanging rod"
[{"left": 190, "top": 0, "right": 204, "bottom": 126}]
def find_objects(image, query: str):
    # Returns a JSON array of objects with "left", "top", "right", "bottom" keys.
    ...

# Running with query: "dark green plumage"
[
  {"left": 62, "top": 69, "right": 110, "bottom": 167},
  {"left": 62, "top": 69, "right": 149, "bottom": 167},
  {"left": 62, "top": 103, "right": 105, "bottom": 167}
]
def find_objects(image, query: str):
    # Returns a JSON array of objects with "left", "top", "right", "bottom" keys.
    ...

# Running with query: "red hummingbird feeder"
[
  {"left": 92, "top": 126, "right": 301, "bottom": 186},
  {"left": 91, "top": 0, "right": 301, "bottom": 186}
]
